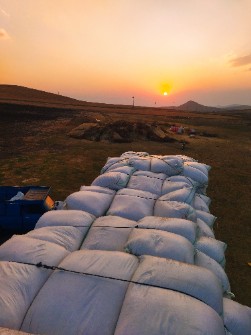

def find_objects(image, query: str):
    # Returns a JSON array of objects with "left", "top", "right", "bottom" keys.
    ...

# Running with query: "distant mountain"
[
  {"left": 165, "top": 100, "right": 220, "bottom": 112},
  {"left": 177, "top": 100, "right": 219, "bottom": 112},
  {"left": 165, "top": 100, "right": 251, "bottom": 112}
]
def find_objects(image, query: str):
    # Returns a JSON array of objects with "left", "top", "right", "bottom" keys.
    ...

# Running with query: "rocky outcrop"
[{"left": 68, "top": 120, "right": 176, "bottom": 143}]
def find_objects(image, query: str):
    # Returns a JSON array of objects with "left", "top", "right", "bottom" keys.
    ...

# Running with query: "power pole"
[{"left": 132, "top": 96, "right": 135, "bottom": 108}]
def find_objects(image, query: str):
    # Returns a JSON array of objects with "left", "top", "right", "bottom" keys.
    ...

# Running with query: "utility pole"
[{"left": 132, "top": 96, "right": 135, "bottom": 108}]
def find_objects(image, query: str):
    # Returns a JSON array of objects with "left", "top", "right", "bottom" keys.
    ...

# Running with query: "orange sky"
[{"left": 1, "top": 0, "right": 251, "bottom": 106}]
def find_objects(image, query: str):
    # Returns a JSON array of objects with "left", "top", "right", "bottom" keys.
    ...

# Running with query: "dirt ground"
[{"left": 0, "top": 105, "right": 250, "bottom": 307}]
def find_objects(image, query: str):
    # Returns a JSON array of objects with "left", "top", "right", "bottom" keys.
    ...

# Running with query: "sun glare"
[{"left": 163, "top": 92, "right": 168, "bottom": 96}]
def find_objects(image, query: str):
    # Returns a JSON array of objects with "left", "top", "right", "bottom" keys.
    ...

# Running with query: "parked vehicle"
[{"left": 0, "top": 186, "right": 54, "bottom": 233}]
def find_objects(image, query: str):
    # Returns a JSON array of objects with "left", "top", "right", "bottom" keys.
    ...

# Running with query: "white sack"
[
  {"left": 125, "top": 229, "right": 194, "bottom": 264},
  {"left": 161, "top": 180, "right": 194, "bottom": 195},
  {"left": 127, "top": 171, "right": 165, "bottom": 195},
  {"left": 137, "top": 216, "right": 198, "bottom": 244},
  {"left": 166, "top": 175, "right": 198, "bottom": 187},
  {"left": 185, "top": 161, "right": 211, "bottom": 175},
  {"left": 132, "top": 255, "right": 223, "bottom": 315},
  {"left": 102, "top": 161, "right": 129, "bottom": 173},
  {"left": 114, "top": 285, "right": 225, "bottom": 335},
  {"left": 65, "top": 189, "right": 115, "bottom": 217},
  {"left": 0, "top": 262, "right": 49, "bottom": 330},
  {"left": 196, "top": 210, "right": 217, "bottom": 228},
  {"left": 107, "top": 189, "right": 157, "bottom": 221},
  {"left": 182, "top": 164, "right": 208, "bottom": 186},
  {"left": 82, "top": 216, "right": 135, "bottom": 251},
  {"left": 26, "top": 226, "right": 87, "bottom": 252},
  {"left": 195, "top": 237, "right": 226, "bottom": 266},
  {"left": 128, "top": 157, "right": 151, "bottom": 171},
  {"left": 223, "top": 298, "right": 251, "bottom": 335},
  {"left": 0, "top": 235, "right": 69, "bottom": 267},
  {"left": 193, "top": 194, "right": 210, "bottom": 212},
  {"left": 82, "top": 227, "right": 132, "bottom": 251},
  {"left": 91, "top": 171, "right": 129, "bottom": 190},
  {"left": 21, "top": 250, "right": 138, "bottom": 335},
  {"left": 154, "top": 200, "right": 197, "bottom": 222},
  {"left": 101, "top": 157, "right": 127, "bottom": 173},
  {"left": 151, "top": 156, "right": 183, "bottom": 175},
  {"left": 35, "top": 210, "right": 95, "bottom": 228},
  {"left": 197, "top": 218, "right": 215, "bottom": 238},
  {"left": 198, "top": 194, "right": 211, "bottom": 206},
  {"left": 158, "top": 187, "right": 196, "bottom": 205},
  {"left": 195, "top": 250, "right": 231, "bottom": 294}
]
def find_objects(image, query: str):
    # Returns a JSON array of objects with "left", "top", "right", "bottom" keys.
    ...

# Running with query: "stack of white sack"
[
  {"left": 99, "top": 152, "right": 209, "bottom": 194},
  {"left": 0, "top": 249, "right": 250, "bottom": 334},
  {"left": 34, "top": 212, "right": 231, "bottom": 296},
  {"left": 0, "top": 151, "right": 250, "bottom": 335},
  {"left": 0, "top": 251, "right": 229, "bottom": 334}
]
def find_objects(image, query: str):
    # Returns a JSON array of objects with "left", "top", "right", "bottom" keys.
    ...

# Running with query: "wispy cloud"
[
  {"left": 230, "top": 54, "right": 251, "bottom": 67},
  {"left": 0, "top": 28, "right": 10, "bottom": 39},
  {"left": 0, "top": 7, "right": 10, "bottom": 17}
]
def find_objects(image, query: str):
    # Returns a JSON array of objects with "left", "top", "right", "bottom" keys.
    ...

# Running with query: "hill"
[
  {"left": 165, "top": 100, "right": 221, "bottom": 112},
  {"left": 177, "top": 100, "right": 219, "bottom": 112},
  {"left": 0, "top": 84, "right": 84, "bottom": 106},
  {"left": 0, "top": 84, "right": 133, "bottom": 113}
]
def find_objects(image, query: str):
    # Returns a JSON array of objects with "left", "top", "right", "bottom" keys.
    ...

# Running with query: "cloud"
[
  {"left": 230, "top": 54, "right": 251, "bottom": 67},
  {"left": 0, "top": 28, "right": 10, "bottom": 39}
]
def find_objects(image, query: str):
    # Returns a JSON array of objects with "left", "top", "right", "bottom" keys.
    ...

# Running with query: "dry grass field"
[{"left": 0, "top": 88, "right": 250, "bottom": 306}]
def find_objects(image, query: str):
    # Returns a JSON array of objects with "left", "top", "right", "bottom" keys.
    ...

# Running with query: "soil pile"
[{"left": 68, "top": 120, "right": 177, "bottom": 143}]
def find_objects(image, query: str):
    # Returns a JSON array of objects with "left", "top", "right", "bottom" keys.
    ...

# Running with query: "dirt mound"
[{"left": 68, "top": 120, "right": 176, "bottom": 143}]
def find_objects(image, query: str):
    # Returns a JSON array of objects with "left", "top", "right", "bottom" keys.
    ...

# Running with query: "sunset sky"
[{"left": 1, "top": 0, "right": 251, "bottom": 106}]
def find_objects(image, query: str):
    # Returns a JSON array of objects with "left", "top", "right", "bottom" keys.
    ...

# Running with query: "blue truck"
[{"left": 0, "top": 186, "right": 55, "bottom": 233}]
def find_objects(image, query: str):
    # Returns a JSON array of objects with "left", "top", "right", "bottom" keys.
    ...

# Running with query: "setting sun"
[{"left": 163, "top": 92, "right": 168, "bottom": 96}]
